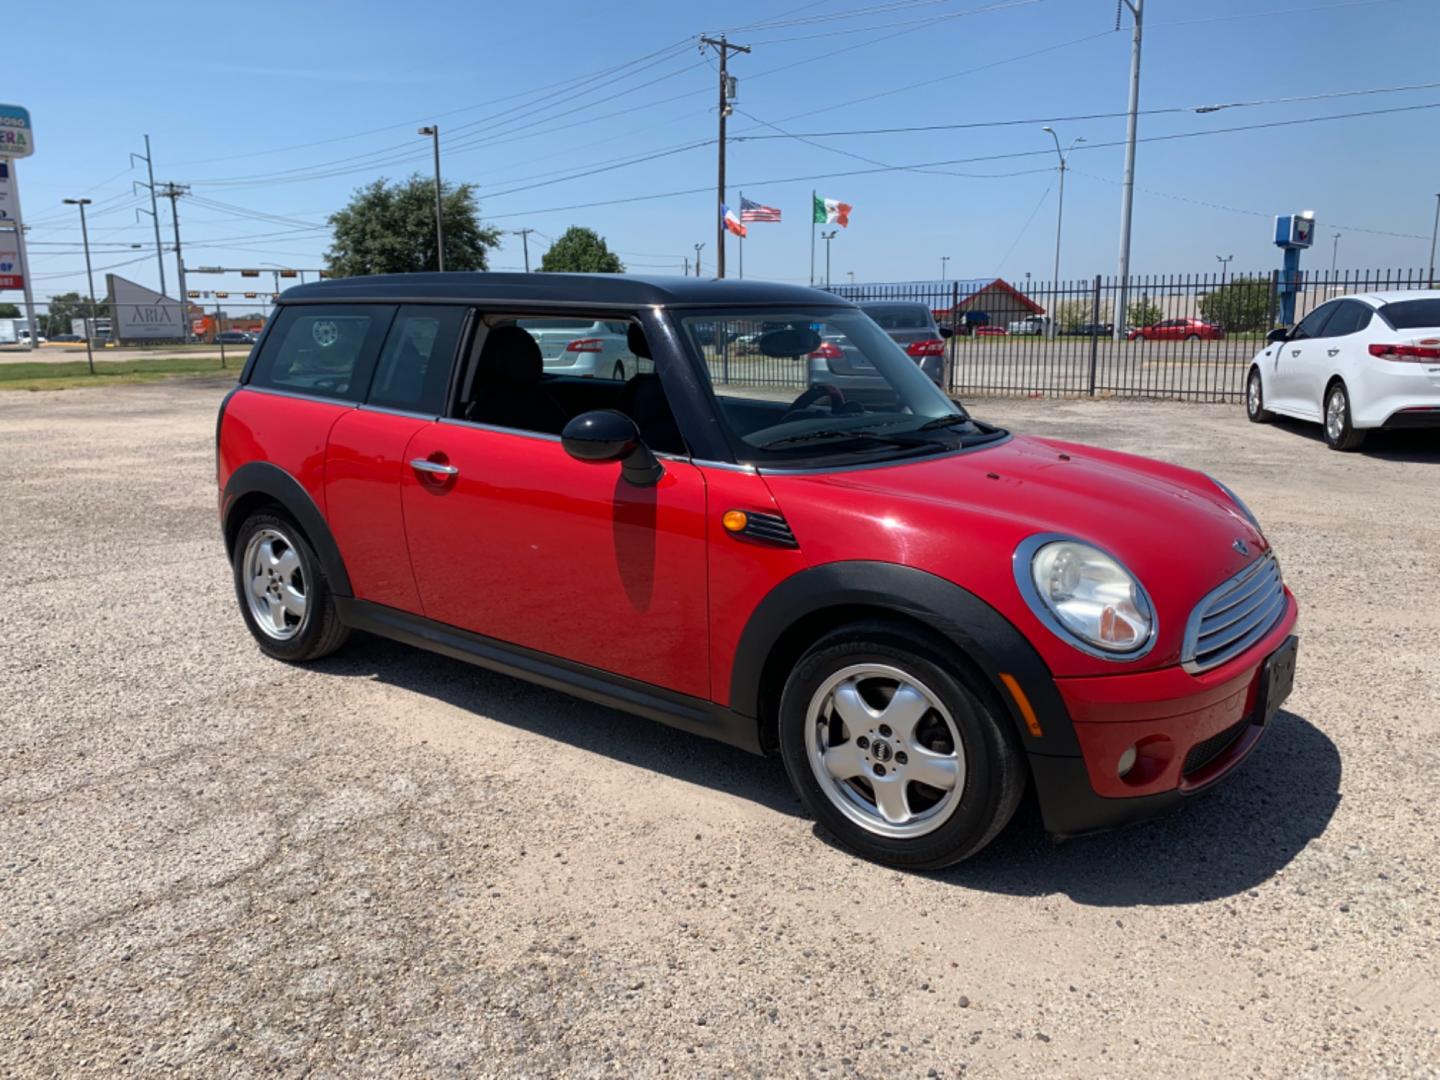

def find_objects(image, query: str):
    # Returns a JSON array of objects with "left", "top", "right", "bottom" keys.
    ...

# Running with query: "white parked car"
[
  {"left": 518, "top": 318, "right": 646, "bottom": 381},
  {"left": 1246, "top": 290, "right": 1440, "bottom": 450}
]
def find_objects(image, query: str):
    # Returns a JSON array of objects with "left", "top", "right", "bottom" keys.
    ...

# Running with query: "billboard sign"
[
  {"left": 0, "top": 105, "right": 33, "bottom": 159},
  {"left": 0, "top": 228, "right": 21, "bottom": 290},
  {"left": 0, "top": 160, "right": 19, "bottom": 225},
  {"left": 107, "top": 273, "right": 183, "bottom": 341}
]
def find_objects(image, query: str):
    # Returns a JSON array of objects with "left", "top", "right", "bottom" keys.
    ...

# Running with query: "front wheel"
[
  {"left": 1324, "top": 382, "right": 1366, "bottom": 451},
  {"left": 1186, "top": 333, "right": 1200, "bottom": 342},
  {"left": 778, "top": 622, "right": 1024, "bottom": 869},
  {"left": 1246, "top": 367, "right": 1273, "bottom": 423},
  {"left": 233, "top": 510, "right": 350, "bottom": 661}
]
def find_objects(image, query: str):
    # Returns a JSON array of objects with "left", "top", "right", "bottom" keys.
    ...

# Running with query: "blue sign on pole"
[
  {"left": 1274, "top": 210, "right": 1316, "bottom": 324},
  {"left": 0, "top": 104, "right": 34, "bottom": 158}
]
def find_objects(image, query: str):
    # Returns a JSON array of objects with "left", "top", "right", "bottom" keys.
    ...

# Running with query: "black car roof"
[
  {"left": 859, "top": 300, "right": 931, "bottom": 310},
  {"left": 279, "top": 272, "right": 853, "bottom": 309}
]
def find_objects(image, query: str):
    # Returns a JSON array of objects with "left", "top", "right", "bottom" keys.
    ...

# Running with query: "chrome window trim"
[
  {"left": 437, "top": 416, "right": 563, "bottom": 443},
  {"left": 1011, "top": 532, "right": 1158, "bottom": 663},
  {"left": 357, "top": 403, "right": 440, "bottom": 421},
  {"left": 1181, "top": 552, "right": 1286, "bottom": 674}
]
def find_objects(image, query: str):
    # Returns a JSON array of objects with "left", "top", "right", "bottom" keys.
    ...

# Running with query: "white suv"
[{"left": 1245, "top": 290, "right": 1440, "bottom": 450}]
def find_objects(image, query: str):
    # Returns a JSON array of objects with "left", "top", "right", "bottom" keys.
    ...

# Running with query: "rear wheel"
[
  {"left": 1324, "top": 382, "right": 1366, "bottom": 451},
  {"left": 1246, "top": 367, "right": 1273, "bottom": 423},
  {"left": 233, "top": 510, "right": 350, "bottom": 661},
  {"left": 778, "top": 621, "right": 1024, "bottom": 869}
]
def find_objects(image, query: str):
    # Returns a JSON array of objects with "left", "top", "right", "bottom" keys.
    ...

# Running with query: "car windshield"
[
  {"left": 674, "top": 306, "right": 1002, "bottom": 465},
  {"left": 1378, "top": 298, "right": 1440, "bottom": 330}
]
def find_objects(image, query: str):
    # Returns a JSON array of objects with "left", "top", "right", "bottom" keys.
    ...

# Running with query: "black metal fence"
[{"left": 825, "top": 268, "right": 1435, "bottom": 403}]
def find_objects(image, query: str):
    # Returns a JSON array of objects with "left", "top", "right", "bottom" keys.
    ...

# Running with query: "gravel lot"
[{"left": 2, "top": 379, "right": 1436, "bottom": 1078}]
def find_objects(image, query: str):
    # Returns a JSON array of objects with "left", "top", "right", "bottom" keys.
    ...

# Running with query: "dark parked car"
[
  {"left": 808, "top": 300, "right": 951, "bottom": 399},
  {"left": 216, "top": 330, "right": 258, "bottom": 345},
  {"left": 217, "top": 272, "right": 1297, "bottom": 868}
]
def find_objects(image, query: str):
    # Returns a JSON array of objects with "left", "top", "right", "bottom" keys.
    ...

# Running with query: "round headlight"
[{"left": 1018, "top": 538, "right": 1155, "bottom": 658}]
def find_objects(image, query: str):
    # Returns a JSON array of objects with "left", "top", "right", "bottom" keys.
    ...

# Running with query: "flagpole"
[
  {"left": 809, "top": 189, "right": 816, "bottom": 286},
  {"left": 738, "top": 190, "right": 744, "bottom": 280}
]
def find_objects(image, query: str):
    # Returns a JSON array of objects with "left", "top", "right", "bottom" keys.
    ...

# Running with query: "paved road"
[{"left": 2, "top": 380, "right": 1436, "bottom": 1077}]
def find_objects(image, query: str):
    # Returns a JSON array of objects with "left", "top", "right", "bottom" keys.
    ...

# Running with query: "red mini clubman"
[{"left": 217, "top": 274, "right": 1299, "bottom": 868}]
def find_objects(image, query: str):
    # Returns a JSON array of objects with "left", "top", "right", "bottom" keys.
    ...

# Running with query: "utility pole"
[
  {"left": 418, "top": 126, "right": 445, "bottom": 271},
  {"left": 1330, "top": 234, "right": 1340, "bottom": 276},
  {"left": 1428, "top": 193, "right": 1439, "bottom": 287},
  {"left": 512, "top": 228, "right": 535, "bottom": 272},
  {"left": 1114, "top": 0, "right": 1144, "bottom": 341},
  {"left": 940, "top": 255, "right": 950, "bottom": 282},
  {"left": 694, "top": 242, "right": 704, "bottom": 279},
  {"left": 156, "top": 182, "right": 191, "bottom": 342},
  {"left": 130, "top": 136, "right": 167, "bottom": 297},
  {"left": 63, "top": 198, "right": 97, "bottom": 375},
  {"left": 1042, "top": 127, "right": 1084, "bottom": 287},
  {"left": 700, "top": 34, "right": 750, "bottom": 280},
  {"left": 683, "top": 257, "right": 690, "bottom": 277},
  {"left": 821, "top": 229, "right": 837, "bottom": 288}
]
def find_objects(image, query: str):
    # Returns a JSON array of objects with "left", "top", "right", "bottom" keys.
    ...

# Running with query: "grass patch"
[{"left": 0, "top": 356, "right": 237, "bottom": 392}]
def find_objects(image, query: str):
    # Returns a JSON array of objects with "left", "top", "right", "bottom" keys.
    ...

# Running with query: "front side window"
[
  {"left": 1292, "top": 302, "right": 1338, "bottom": 340},
  {"left": 249, "top": 304, "right": 394, "bottom": 400},
  {"left": 675, "top": 306, "right": 1002, "bottom": 466},
  {"left": 368, "top": 304, "right": 467, "bottom": 414}
]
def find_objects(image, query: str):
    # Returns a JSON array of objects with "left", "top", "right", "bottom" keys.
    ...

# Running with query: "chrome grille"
[{"left": 1182, "top": 553, "right": 1287, "bottom": 673}]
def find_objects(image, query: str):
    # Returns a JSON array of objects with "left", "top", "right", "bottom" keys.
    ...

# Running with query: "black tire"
[
  {"left": 1186, "top": 333, "right": 1200, "bottom": 342},
  {"left": 777, "top": 620, "right": 1025, "bottom": 869},
  {"left": 1323, "top": 381, "right": 1366, "bottom": 451},
  {"left": 232, "top": 509, "right": 350, "bottom": 662},
  {"left": 1246, "top": 367, "right": 1273, "bottom": 423},
  {"left": 613, "top": 360, "right": 626, "bottom": 381}
]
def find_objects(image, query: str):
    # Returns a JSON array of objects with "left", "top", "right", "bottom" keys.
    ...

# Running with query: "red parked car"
[
  {"left": 218, "top": 274, "right": 1297, "bottom": 868},
  {"left": 1127, "top": 318, "right": 1226, "bottom": 342}
]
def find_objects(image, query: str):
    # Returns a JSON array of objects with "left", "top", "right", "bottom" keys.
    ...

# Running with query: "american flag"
[{"left": 740, "top": 196, "right": 781, "bottom": 224}]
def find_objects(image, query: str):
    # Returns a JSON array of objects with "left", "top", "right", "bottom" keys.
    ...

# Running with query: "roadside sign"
[
  {"left": 0, "top": 105, "right": 33, "bottom": 158},
  {"left": 0, "top": 160, "right": 19, "bottom": 224},
  {"left": 0, "top": 229, "right": 22, "bottom": 290}
]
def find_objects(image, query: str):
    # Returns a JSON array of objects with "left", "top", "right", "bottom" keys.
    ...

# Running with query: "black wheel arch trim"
[
  {"left": 729, "top": 560, "right": 1080, "bottom": 757},
  {"left": 221, "top": 461, "right": 354, "bottom": 598}
]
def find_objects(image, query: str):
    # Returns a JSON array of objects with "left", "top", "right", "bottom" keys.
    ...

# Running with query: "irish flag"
[{"left": 813, "top": 195, "right": 852, "bottom": 227}]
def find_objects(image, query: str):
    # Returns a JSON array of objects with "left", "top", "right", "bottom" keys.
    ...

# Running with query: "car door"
[
  {"left": 324, "top": 304, "right": 467, "bottom": 612},
  {"left": 399, "top": 312, "right": 711, "bottom": 699},
  {"left": 1303, "top": 300, "right": 1369, "bottom": 409},
  {"left": 1270, "top": 301, "right": 1338, "bottom": 417}
]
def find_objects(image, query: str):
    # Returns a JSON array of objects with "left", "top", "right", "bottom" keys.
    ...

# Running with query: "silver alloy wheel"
[
  {"left": 243, "top": 527, "right": 307, "bottom": 641},
  {"left": 1248, "top": 371, "right": 1262, "bottom": 415},
  {"left": 805, "top": 663, "right": 966, "bottom": 839},
  {"left": 1326, "top": 387, "right": 1346, "bottom": 442}
]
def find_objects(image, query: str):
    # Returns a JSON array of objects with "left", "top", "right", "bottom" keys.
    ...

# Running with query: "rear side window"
[
  {"left": 1378, "top": 298, "right": 1440, "bottom": 330},
  {"left": 368, "top": 305, "right": 467, "bottom": 414},
  {"left": 249, "top": 304, "right": 394, "bottom": 400},
  {"left": 1318, "top": 301, "right": 1372, "bottom": 337}
]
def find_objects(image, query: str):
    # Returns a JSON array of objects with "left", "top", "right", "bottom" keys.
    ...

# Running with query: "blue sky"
[{"left": 9, "top": 0, "right": 1440, "bottom": 303}]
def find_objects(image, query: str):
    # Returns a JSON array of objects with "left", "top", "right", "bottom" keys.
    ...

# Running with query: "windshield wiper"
[
  {"left": 913, "top": 414, "right": 975, "bottom": 431},
  {"left": 759, "top": 428, "right": 943, "bottom": 450}
]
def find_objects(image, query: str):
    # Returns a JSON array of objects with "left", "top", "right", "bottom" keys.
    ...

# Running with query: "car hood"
[{"left": 763, "top": 433, "right": 1270, "bottom": 673}]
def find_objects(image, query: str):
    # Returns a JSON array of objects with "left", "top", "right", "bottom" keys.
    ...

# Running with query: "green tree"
[
  {"left": 1126, "top": 299, "right": 1163, "bottom": 330},
  {"left": 538, "top": 226, "right": 625, "bottom": 273},
  {"left": 0, "top": 302, "right": 19, "bottom": 319},
  {"left": 1199, "top": 276, "right": 1272, "bottom": 332},
  {"left": 325, "top": 175, "right": 500, "bottom": 278},
  {"left": 40, "top": 292, "right": 111, "bottom": 336}
]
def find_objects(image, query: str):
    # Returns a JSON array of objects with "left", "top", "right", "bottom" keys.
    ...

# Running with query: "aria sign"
[{"left": 0, "top": 105, "right": 34, "bottom": 158}]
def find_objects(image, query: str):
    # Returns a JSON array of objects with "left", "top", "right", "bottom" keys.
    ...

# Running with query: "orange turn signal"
[
  {"left": 998, "top": 672, "right": 1043, "bottom": 738},
  {"left": 722, "top": 509, "right": 749, "bottom": 533}
]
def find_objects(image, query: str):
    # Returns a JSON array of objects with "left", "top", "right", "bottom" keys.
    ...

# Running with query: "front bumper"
[{"left": 1030, "top": 592, "right": 1298, "bottom": 837}]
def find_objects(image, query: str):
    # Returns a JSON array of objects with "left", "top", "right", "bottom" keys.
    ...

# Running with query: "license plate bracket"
[{"left": 1255, "top": 635, "right": 1299, "bottom": 727}]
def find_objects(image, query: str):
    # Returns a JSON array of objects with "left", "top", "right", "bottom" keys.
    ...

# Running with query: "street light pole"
[
  {"left": 1042, "top": 127, "right": 1084, "bottom": 287},
  {"left": 940, "top": 255, "right": 950, "bottom": 282},
  {"left": 694, "top": 242, "right": 704, "bottom": 278},
  {"left": 1216, "top": 253, "right": 1233, "bottom": 286},
  {"left": 1330, "top": 234, "right": 1340, "bottom": 276},
  {"left": 418, "top": 126, "right": 445, "bottom": 272},
  {"left": 63, "top": 198, "right": 97, "bottom": 375},
  {"left": 1428, "top": 193, "right": 1439, "bottom": 287},
  {"left": 821, "top": 229, "right": 838, "bottom": 288},
  {"left": 1113, "top": 0, "right": 1144, "bottom": 341},
  {"left": 847, "top": 271, "right": 855, "bottom": 284}
]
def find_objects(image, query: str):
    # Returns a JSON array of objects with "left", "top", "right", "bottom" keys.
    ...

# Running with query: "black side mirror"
[
  {"left": 1266, "top": 327, "right": 1289, "bottom": 344},
  {"left": 561, "top": 410, "right": 663, "bottom": 486},
  {"left": 937, "top": 325, "right": 954, "bottom": 339}
]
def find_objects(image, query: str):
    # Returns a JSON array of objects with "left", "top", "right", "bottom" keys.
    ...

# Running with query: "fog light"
[{"left": 1117, "top": 744, "right": 1138, "bottom": 778}]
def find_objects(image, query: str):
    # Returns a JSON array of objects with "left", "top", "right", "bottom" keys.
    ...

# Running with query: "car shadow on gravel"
[
  {"left": 937, "top": 709, "right": 1341, "bottom": 906},
  {"left": 312, "top": 635, "right": 805, "bottom": 818},
  {"left": 1269, "top": 415, "right": 1440, "bottom": 462}
]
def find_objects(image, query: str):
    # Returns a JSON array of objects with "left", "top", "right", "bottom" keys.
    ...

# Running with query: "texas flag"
[
  {"left": 721, "top": 203, "right": 747, "bottom": 238},
  {"left": 813, "top": 195, "right": 852, "bottom": 227}
]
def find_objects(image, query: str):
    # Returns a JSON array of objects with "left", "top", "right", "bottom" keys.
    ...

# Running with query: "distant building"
[{"left": 829, "top": 278, "right": 1045, "bottom": 328}]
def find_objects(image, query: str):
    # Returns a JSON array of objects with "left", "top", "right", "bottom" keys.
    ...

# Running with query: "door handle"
[
  {"left": 409, "top": 457, "right": 459, "bottom": 477},
  {"left": 1327, "top": 348, "right": 1340, "bottom": 356},
  {"left": 1290, "top": 349, "right": 1301, "bottom": 357}
]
